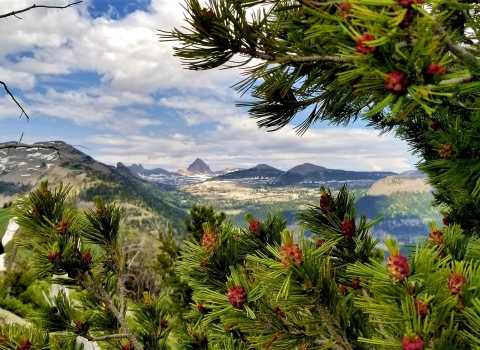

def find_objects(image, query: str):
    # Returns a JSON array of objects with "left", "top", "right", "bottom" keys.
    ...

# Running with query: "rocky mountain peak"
[
  {"left": 129, "top": 164, "right": 145, "bottom": 174},
  {"left": 187, "top": 158, "right": 214, "bottom": 175}
]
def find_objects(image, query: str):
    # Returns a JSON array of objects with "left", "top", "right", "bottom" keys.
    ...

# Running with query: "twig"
[
  {"left": 0, "top": 1, "right": 83, "bottom": 19},
  {"left": 0, "top": 81, "right": 29, "bottom": 119},
  {"left": 0, "top": 142, "right": 60, "bottom": 152},
  {"left": 236, "top": 47, "right": 349, "bottom": 65},
  {"left": 279, "top": 55, "right": 349, "bottom": 64},
  {"left": 84, "top": 333, "right": 130, "bottom": 342},
  {"left": 265, "top": 333, "right": 280, "bottom": 349},
  {"left": 315, "top": 302, "right": 352, "bottom": 350},
  {"left": 81, "top": 275, "right": 144, "bottom": 350},
  {"left": 439, "top": 76, "right": 474, "bottom": 85},
  {"left": 236, "top": 47, "right": 276, "bottom": 61},
  {"left": 437, "top": 27, "right": 480, "bottom": 70}
]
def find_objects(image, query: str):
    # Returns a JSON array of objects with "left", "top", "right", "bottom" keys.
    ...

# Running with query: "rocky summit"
[{"left": 186, "top": 158, "right": 214, "bottom": 175}]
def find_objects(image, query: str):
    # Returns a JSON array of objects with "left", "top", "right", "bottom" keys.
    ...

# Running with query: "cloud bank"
[{"left": 0, "top": 0, "right": 417, "bottom": 173}]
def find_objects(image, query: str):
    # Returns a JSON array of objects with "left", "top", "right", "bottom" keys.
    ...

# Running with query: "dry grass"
[
  {"left": 180, "top": 181, "right": 320, "bottom": 203},
  {"left": 366, "top": 176, "right": 430, "bottom": 196}
]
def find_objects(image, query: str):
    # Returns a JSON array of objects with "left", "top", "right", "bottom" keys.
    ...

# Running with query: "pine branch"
[
  {"left": 0, "top": 81, "right": 29, "bottom": 119},
  {"left": 298, "top": 0, "right": 336, "bottom": 7},
  {"left": 236, "top": 47, "right": 349, "bottom": 65},
  {"left": 84, "top": 333, "right": 130, "bottom": 342},
  {"left": 81, "top": 275, "right": 144, "bottom": 350},
  {"left": 0, "top": 1, "right": 83, "bottom": 19},
  {"left": 315, "top": 302, "right": 352, "bottom": 350},
  {"left": 236, "top": 47, "right": 276, "bottom": 61},
  {"left": 279, "top": 55, "right": 350, "bottom": 64},
  {"left": 439, "top": 76, "right": 474, "bottom": 85},
  {"left": 437, "top": 27, "right": 480, "bottom": 70}
]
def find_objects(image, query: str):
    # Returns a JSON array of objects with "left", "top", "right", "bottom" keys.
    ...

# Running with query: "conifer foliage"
[
  {"left": 4, "top": 181, "right": 480, "bottom": 349},
  {"left": 175, "top": 185, "right": 480, "bottom": 349},
  {"left": 160, "top": 0, "right": 480, "bottom": 235},
  {"left": 1, "top": 181, "right": 172, "bottom": 350}
]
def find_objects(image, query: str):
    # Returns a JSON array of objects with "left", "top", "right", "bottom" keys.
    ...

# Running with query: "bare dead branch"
[
  {"left": 0, "top": 142, "right": 60, "bottom": 152},
  {"left": 0, "top": 81, "right": 29, "bottom": 119},
  {"left": 0, "top": 1, "right": 83, "bottom": 19},
  {"left": 1, "top": 2, "right": 82, "bottom": 119}
]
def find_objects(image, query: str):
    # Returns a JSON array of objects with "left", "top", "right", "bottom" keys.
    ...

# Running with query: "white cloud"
[{"left": 0, "top": 0, "right": 418, "bottom": 174}]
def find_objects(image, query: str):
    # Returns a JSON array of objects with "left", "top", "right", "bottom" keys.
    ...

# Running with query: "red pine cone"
[
  {"left": 384, "top": 71, "right": 409, "bottom": 93},
  {"left": 199, "top": 262, "right": 208, "bottom": 270},
  {"left": 387, "top": 254, "right": 410, "bottom": 282},
  {"left": 414, "top": 300, "right": 428, "bottom": 318},
  {"left": 429, "top": 121, "right": 441, "bottom": 130},
  {"left": 356, "top": 33, "right": 376, "bottom": 54},
  {"left": 17, "top": 339, "right": 33, "bottom": 350},
  {"left": 351, "top": 278, "right": 360, "bottom": 290},
  {"left": 280, "top": 243, "right": 304, "bottom": 267},
  {"left": 339, "top": 2, "right": 351, "bottom": 18},
  {"left": 402, "top": 334, "right": 424, "bottom": 350},
  {"left": 341, "top": 219, "right": 355, "bottom": 239},
  {"left": 81, "top": 252, "right": 93, "bottom": 264},
  {"left": 396, "top": 0, "right": 423, "bottom": 8},
  {"left": 426, "top": 63, "right": 446, "bottom": 76},
  {"left": 315, "top": 238, "right": 326, "bottom": 248},
  {"left": 448, "top": 273, "right": 466, "bottom": 295},
  {"left": 197, "top": 303, "right": 206, "bottom": 313},
  {"left": 202, "top": 231, "right": 218, "bottom": 252},
  {"left": 273, "top": 306, "right": 285, "bottom": 317},
  {"left": 249, "top": 220, "right": 261, "bottom": 235},
  {"left": 428, "top": 230, "right": 444, "bottom": 246},
  {"left": 121, "top": 345, "right": 132, "bottom": 350},
  {"left": 400, "top": 11, "right": 414, "bottom": 28},
  {"left": 339, "top": 284, "right": 348, "bottom": 295},
  {"left": 161, "top": 319, "right": 168, "bottom": 327},
  {"left": 56, "top": 220, "right": 68, "bottom": 234},
  {"left": 443, "top": 216, "right": 453, "bottom": 226},
  {"left": 319, "top": 194, "right": 329, "bottom": 210},
  {"left": 47, "top": 251, "right": 61, "bottom": 264},
  {"left": 75, "top": 321, "right": 84, "bottom": 331},
  {"left": 228, "top": 286, "right": 247, "bottom": 308}
]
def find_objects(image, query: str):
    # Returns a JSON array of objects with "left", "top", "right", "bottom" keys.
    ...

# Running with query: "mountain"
[
  {"left": 366, "top": 172, "right": 430, "bottom": 196},
  {"left": 128, "top": 163, "right": 172, "bottom": 176},
  {"left": 185, "top": 158, "right": 214, "bottom": 175},
  {"left": 209, "top": 164, "right": 284, "bottom": 182},
  {"left": 355, "top": 171, "right": 440, "bottom": 245},
  {"left": 0, "top": 141, "right": 186, "bottom": 237},
  {"left": 274, "top": 163, "right": 397, "bottom": 186}
]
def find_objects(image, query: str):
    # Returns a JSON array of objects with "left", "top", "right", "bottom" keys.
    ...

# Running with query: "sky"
[{"left": 0, "top": 0, "right": 418, "bottom": 173}]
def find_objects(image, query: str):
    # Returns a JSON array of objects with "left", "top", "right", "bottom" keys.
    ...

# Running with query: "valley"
[{"left": 0, "top": 141, "right": 441, "bottom": 246}]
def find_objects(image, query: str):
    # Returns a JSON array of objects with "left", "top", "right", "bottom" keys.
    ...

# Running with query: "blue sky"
[{"left": 0, "top": 0, "right": 417, "bottom": 173}]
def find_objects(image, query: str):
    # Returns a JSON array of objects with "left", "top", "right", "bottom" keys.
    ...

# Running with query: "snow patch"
[{"left": 0, "top": 219, "right": 20, "bottom": 272}]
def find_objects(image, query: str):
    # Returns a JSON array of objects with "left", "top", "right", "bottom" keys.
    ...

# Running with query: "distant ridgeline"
[
  {"left": 0, "top": 141, "right": 186, "bottom": 237},
  {"left": 128, "top": 161, "right": 397, "bottom": 187},
  {"left": 0, "top": 142, "right": 439, "bottom": 244}
]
